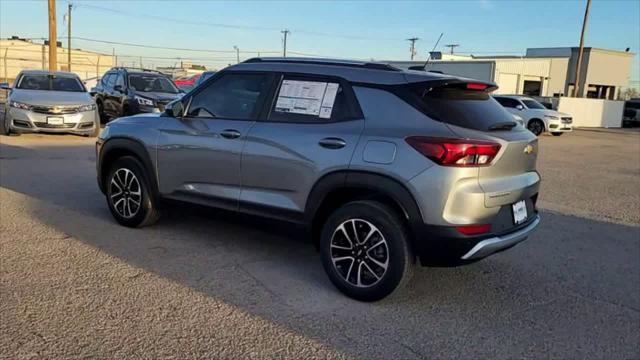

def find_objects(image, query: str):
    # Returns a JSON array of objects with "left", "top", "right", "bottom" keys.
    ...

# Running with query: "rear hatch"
[{"left": 405, "top": 79, "right": 539, "bottom": 208}]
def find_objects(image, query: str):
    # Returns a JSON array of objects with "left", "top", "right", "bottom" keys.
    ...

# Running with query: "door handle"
[
  {"left": 220, "top": 129, "right": 241, "bottom": 139},
  {"left": 319, "top": 137, "right": 346, "bottom": 149}
]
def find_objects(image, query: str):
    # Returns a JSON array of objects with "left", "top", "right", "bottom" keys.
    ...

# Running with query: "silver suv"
[{"left": 96, "top": 58, "right": 541, "bottom": 301}]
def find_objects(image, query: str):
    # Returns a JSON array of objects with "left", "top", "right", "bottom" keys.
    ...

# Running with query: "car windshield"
[
  {"left": 522, "top": 99, "right": 546, "bottom": 109},
  {"left": 128, "top": 74, "right": 179, "bottom": 94},
  {"left": 16, "top": 74, "right": 85, "bottom": 92}
]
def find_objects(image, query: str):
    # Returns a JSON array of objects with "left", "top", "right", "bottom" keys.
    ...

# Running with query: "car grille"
[
  {"left": 561, "top": 117, "right": 572, "bottom": 124},
  {"left": 32, "top": 105, "right": 80, "bottom": 115},
  {"left": 33, "top": 122, "right": 76, "bottom": 129}
]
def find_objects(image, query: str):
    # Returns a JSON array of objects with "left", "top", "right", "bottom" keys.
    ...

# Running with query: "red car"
[{"left": 174, "top": 74, "right": 201, "bottom": 92}]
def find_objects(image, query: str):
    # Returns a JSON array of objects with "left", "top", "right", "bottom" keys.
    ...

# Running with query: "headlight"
[
  {"left": 135, "top": 96, "right": 154, "bottom": 106},
  {"left": 77, "top": 103, "right": 96, "bottom": 112},
  {"left": 9, "top": 101, "right": 32, "bottom": 110},
  {"left": 513, "top": 114, "right": 525, "bottom": 126},
  {"left": 544, "top": 115, "right": 559, "bottom": 120}
]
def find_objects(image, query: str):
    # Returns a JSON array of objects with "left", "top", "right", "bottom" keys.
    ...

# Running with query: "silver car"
[
  {"left": 1, "top": 70, "right": 100, "bottom": 136},
  {"left": 96, "top": 58, "right": 541, "bottom": 301}
]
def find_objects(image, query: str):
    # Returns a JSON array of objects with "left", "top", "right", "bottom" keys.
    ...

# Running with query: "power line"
[
  {"left": 31, "top": 36, "right": 280, "bottom": 54},
  {"left": 77, "top": 4, "right": 404, "bottom": 42}
]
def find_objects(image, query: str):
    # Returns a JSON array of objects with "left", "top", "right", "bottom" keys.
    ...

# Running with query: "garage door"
[{"left": 495, "top": 73, "right": 518, "bottom": 94}]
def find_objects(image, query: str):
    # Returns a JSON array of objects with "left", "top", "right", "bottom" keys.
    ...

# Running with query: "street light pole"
[{"left": 233, "top": 45, "right": 240, "bottom": 63}]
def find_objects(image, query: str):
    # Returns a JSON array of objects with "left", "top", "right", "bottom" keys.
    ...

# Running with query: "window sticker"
[{"left": 275, "top": 80, "right": 339, "bottom": 118}]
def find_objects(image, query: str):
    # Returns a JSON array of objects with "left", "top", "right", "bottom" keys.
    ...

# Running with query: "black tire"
[
  {"left": 551, "top": 132, "right": 563, "bottom": 136},
  {"left": 96, "top": 100, "right": 108, "bottom": 124},
  {"left": 527, "top": 119, "right": 545, "bottom": 136},
  {"left": 105, "top": 156, "right": 160, "bottom": 228},
  {"left": 1, "top": 108, "right": 10, "bottom": 136},
  {"left": 320, "top": 200, "right": 413, "bottom": 301},
  {"left": 90, "top": 117, "right": 101, "bottom": 137}
]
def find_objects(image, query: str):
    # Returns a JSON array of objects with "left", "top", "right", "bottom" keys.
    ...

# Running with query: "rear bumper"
[
  {"left": 413, "top": 209, "right": 540, "bottom": 266},
  {"left": 460, "top": 215, "right": 540, "bottom": 260}
]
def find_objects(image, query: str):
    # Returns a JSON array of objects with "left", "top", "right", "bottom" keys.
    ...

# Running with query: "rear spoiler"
[{"left": 408, "top": 78, "right": 499, "bottom": 93}]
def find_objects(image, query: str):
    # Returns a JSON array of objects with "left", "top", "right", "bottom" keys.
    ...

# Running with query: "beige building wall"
[
  {"left": 0, "top": 39, "right": 115, "bottom": 84},
  {"left": 582, "top": 49, "right": 634, "bottom": 98}
]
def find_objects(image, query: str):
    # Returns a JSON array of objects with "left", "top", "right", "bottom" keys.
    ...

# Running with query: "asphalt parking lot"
[{"left": 1, "top": 129, "right": 639, "bottom": 359}]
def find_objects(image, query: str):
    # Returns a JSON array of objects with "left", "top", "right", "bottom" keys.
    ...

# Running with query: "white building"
[{"left": 388, "top": 47, "right": 635, "bottom": 99}]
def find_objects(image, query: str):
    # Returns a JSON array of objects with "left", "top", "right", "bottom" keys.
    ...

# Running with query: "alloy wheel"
[
  {"left": 109, "top": 168, "right": 142, "bottom": 219},
  {"left": 330, "top": 219, "right": 389, "bottom": 288},
  {"left": 528, "top": 121, "right": 543, "bottom": 136}
]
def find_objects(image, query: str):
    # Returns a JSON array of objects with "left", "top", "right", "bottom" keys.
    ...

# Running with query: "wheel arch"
[
  {"left": 98, "top": 137, "right": 158, "bottom": 196},
  {"left": 305, "top": 171, "right": 423, "bottom": 257}
]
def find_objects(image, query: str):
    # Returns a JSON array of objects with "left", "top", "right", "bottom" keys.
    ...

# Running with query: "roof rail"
[
  {"left": 112, "top": 66, "right": 163, "bottom": 74},
  {"left": 243, "top": 57, "right": 401, "bottom": 72}
]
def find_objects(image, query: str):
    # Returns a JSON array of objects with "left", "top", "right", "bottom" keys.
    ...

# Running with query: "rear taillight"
[{"left": 405, "top": 137, "right": 501, "bottom": 167}]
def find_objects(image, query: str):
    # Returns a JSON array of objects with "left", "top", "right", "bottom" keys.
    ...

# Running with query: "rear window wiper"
[{"left": 488, "top": 122, "right": 517, "bottom": 131}]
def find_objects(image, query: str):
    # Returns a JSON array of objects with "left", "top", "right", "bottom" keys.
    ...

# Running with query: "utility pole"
[
  {"left": 406, "top": 37, "right": 419, "bottom": 60},
  {"left": 67, "top": 2, "right": 72, "bottom": 72},
  {"left": 281, "top": 29, "right": 290, "bottom": 57},
  {"left": 572, "top": 0, "right": 592, "bottom": 97},
  {"left": 444, "top": 44, "right": 459, "bottom": 55},
  {"left": 48, "top": 0, "right": 58, "bottom": 71},
  {"left": 233, "top": 45, "right": 240, "bottom": 63},
  {"left": 112, "top": 48, "right": 117, "bottom": 67}
]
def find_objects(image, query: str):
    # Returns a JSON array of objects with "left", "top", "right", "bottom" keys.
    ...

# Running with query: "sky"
[{"left": 1, "top": 0, "right": 638, "bottom": 81}]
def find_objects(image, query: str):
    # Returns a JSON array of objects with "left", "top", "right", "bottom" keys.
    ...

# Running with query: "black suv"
[{"left": 92, "top": 67, "right": 183, "bottom": 122}]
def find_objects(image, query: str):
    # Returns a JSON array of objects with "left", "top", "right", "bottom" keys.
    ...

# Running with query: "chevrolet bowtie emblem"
[{"left": 524, "top": 144, "right": 535, "bottom": 154}]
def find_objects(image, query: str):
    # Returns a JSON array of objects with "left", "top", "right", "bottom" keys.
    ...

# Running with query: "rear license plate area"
[{"left": 512, "top": 200, "right": 528, "bottom": 225}]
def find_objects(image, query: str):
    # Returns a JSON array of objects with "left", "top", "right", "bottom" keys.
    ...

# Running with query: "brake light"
[
  {"left": 455, "top": 224, "right": 492, "bottom": 235},
  {"left": 466, "top": 83, "right": 488, "bottom": 90},
  {"left": 405, "top": 137, "right": 501, "bottom": 166}
]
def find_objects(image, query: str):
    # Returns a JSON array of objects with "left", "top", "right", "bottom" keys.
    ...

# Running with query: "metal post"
[
  {"left": 42, "top": 44, "right": 46, "bottom": 70},
  {"left": 572, "top": 0, "right": 592, "bottom": 97},
  {"left": 96, "top": 55, "right": 100, "bottom": 77}
]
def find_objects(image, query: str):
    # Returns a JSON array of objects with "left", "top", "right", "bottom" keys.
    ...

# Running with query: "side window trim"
[{"left": 263, "top": 72, "right": 363, "bottom": 124}]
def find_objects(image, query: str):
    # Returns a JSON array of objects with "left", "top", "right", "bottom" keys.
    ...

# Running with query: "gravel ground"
[{"left": 1, "top": 130, "right": 639, "bottom": 359}]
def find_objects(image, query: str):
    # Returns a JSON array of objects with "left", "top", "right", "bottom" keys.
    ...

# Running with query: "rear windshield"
[
  {"left": 128, "top": 74, "right": 179, "bottom": 94},
  {"left": 408, "top": 82, "right": 515, "bottom": 131},
  {"left": 17, "top": 74, "right": 85, "bottom": 92},
  {"left": 522, "top": 99, "right": 546, "bottom": 109}
]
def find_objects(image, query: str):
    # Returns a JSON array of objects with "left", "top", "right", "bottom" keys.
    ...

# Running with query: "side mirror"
[
  {"left": 516, "top": 104, "right": 524, "bottom": 111},
  {"left": 0, "top": 82, "right": 10, "bottom": 90},
  {"left": 113, "top": 84, "right": 124, "bottom": 93},
  {"left": 164, "top": 100, "right": 184, "bottom": 118}
]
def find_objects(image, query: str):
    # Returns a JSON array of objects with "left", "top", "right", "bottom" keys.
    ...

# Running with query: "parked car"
[
  {"left": 174, "top": 74, "right": 201, "bottom": 92},
  {"left": 0, "top": 70, "right": 100, "bottom": 136},
  {"left": 92, "top": 67, "right": 183, "bottom": 122},
  {"left": 622, "top": 99, "right": 640, "bottom": 127},
  {"left": 493, "top": 95, "right": 573, "bottom": 136},
  {"left": 192, "top": 70, "right": 216, "bottom": 88},
  {"left": 96, "top": 58, "right": 541, "bottom": 301}
]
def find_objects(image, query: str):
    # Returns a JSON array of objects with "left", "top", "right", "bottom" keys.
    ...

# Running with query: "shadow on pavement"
[{"left": 2, "top": 138, "right": 639, "bottom": 359}]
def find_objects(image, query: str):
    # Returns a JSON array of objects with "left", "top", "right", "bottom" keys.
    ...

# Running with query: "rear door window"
[
  {"left": 408, "top": 82, "right": 515, "bottom": 131},
  {"left": 268, "top": 75, "right": 361, "bottom": 123},
  {"left": 494, "top": 97, "right": 521, "bottom": 108}
]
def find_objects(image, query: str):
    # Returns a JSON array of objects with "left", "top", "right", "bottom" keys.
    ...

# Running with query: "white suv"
[{"left": 494, "top": 95, "right": 573, "bottom": 136}]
